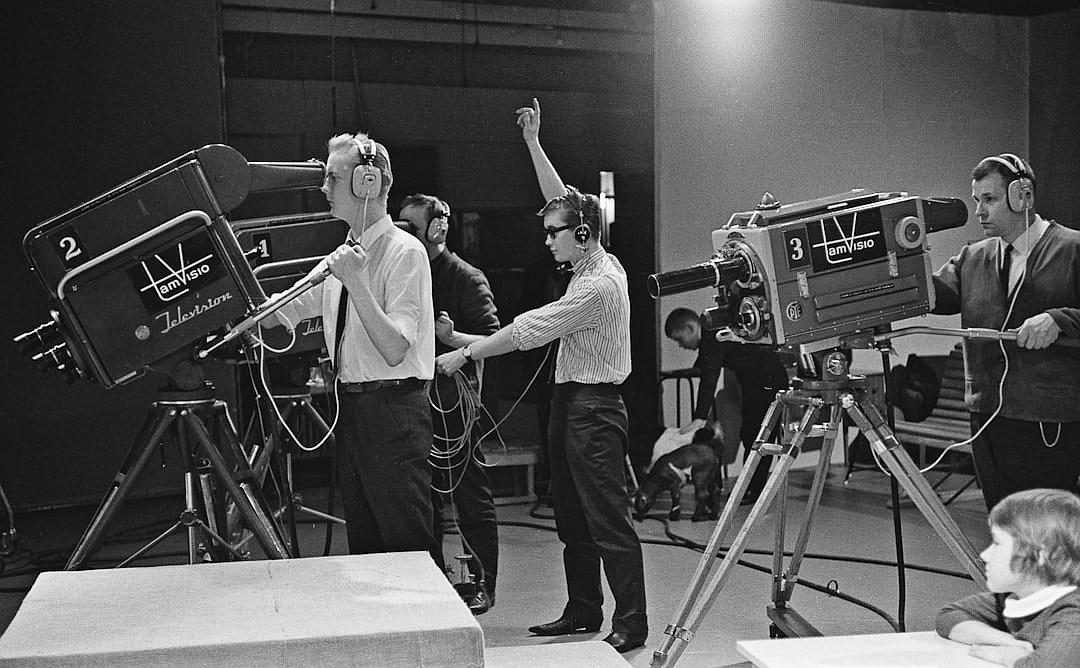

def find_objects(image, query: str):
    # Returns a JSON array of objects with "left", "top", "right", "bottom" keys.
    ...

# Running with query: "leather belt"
[{"left": 339, "top": 377, "right": 426, "bottom": 393}]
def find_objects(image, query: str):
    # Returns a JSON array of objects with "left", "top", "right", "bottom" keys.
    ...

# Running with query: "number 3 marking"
[{"left": 789, "top": 236, "right": 804, "bottom": 261}]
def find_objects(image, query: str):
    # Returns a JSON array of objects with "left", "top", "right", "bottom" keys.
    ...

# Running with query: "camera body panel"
[{"left": 698, "top": 192, "right": 966, "bottom": 347}]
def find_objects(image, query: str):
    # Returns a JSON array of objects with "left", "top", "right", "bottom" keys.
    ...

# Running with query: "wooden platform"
[{"left": 0, "top": 553, "right": 483, "bottom": 667}]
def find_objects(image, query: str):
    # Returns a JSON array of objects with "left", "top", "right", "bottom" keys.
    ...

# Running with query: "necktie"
[
  {"left": 1000, "top": 244, "right": 1013, "bottom": 296},
  {"left": 334, "top": 285, "right": 349, "bottom": 369}
]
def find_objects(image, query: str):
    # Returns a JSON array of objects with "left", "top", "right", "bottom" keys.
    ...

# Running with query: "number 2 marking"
[{"left": 59, "top": 236, "right": 83, "bottom": 261}]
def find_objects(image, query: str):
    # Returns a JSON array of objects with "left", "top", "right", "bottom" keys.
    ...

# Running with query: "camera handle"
[
  {"left": 197, "top": 265, "right": 332, "bottom": 359},
  {"left": 873, "top": 325, "right": 1080, "bottom": 348}
]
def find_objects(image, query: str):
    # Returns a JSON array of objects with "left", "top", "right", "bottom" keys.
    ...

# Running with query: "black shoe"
[
  {"left": 465, "top": 587, "right": 493, "bottom": 615},
  {"left": 603, "top": 631, "right": 647, "bottom": 653},
  {"left": 528, "top": 616, "right": 602, "bottom": 636}
]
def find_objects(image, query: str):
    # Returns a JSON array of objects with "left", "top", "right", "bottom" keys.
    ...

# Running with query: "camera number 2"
[{"left": 53, "top": 229, "right": 89, "bottom": 269}]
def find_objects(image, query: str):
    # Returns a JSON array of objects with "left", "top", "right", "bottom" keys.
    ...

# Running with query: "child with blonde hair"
[{"left": 936, "top": 488, "right": 1080, "bottom": 666}]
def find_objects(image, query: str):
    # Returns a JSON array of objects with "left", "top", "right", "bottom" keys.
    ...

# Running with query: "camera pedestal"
[
  {"left": 65, "top": 388, "right": 291, "bottom": 570},
  {"left": 649, "top": 374, "right": 987, "bottom": 668}
]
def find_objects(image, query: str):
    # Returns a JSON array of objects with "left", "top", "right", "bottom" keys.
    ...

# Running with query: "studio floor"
[{"left": 0, "top": 461, "right": 990, "bottom": 667}]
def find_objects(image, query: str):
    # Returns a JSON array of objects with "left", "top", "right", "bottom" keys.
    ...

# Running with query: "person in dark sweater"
[
  {"left": 664, "top": 308, "right": 791, "bottom": 503},
  {"left": 399, "top": 193, "right": 500, "bottom": 615},
  {"left": 936, "top": 488, "right": 1080, "bottom": 667},
  {"left": 932, "top": 153, "right": 1080, "bottom": 511}
]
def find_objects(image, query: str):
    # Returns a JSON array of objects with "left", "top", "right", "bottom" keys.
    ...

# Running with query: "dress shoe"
[
  {"left": 528, "top": 616, "right": 601, "bottom": 636},
  {"left": 603, "top": 631, "right": 647, "bottom": 653},
  {"left": 465, "top": 587, "right": 493, "bottom": 616}
]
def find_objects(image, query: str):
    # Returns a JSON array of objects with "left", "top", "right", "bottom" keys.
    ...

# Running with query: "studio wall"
[{"left": 654, "top": 0, "right": 1032, "bottom": 398}]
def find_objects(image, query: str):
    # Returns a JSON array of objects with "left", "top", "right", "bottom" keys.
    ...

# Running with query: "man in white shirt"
[{"left": 267, "top": 133, "right": 439, "bottom": 564}]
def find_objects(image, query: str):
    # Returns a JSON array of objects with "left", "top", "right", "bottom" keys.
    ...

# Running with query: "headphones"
[
  {"left": 565, "top": 187, "right": 593, "bottom": 248},
  {"left": 425, "top": 199, "right": 450, "bottom": 244},
  {"left": 983, "top": 153, "right": 1034, "bottom": 213},
  {"left": 351, "top": 138, "right": 382, "bottom": 199}
]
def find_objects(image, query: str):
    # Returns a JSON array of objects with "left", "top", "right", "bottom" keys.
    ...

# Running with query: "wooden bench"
[
  {"left": 891, "top": 344, "right": 977, "bottom": 504},
  {"left": 480, "top": 443, "right": 538, "bottom": 505}
]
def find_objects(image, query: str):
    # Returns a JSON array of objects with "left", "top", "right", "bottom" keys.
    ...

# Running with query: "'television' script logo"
[
  {"left": 128, "top": 233, "right": 226, "bottom": 311},
  {"left": 156, "top": 292, "right": 234, "bottom": 335},
  {"left": 807, "top": 208, "right": 887, "bottom": 271}
]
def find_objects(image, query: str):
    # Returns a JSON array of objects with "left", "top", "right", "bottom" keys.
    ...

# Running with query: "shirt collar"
[
  {"left": 570, "top": 247, "right": 606, "bottom": 275},
  {"left": 1001, "top": 214, "right": 1049, "bottom": 257},
  {"left": 352, "top": 214, "right": 394, "bottom": 248},
  {"left": 1003, "top": 584, "right": 1076, "bottom": 618}
]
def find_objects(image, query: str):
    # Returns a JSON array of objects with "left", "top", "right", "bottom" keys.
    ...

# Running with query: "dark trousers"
[
  {"left": 970, "top": 413, "right": 1080, "bottom": 511},
  {"left": 430, "top": 376, "right": 499, "bottom": 595},
  {"left": 549, "top": 382, "right": 647, "bottom": 636},
  {"left": 741, "top": 390, "right": 778, "bottom": 499},
  {"left": 336, "top": 385, "right": 440, "bottom": 568}
]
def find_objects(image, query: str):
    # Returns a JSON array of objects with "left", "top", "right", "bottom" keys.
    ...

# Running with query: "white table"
[
  {"left": 738, "top": 631, "right": 993, "bottom": 667},
  {"left": 0, "top": 552, "right": 483, "bottom": 667}
]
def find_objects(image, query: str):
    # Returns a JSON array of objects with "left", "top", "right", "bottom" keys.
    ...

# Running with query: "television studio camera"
[
  {"left": 645, "top": 189, "right": 993, "bottom": 667},
  {"left": 14, "top": 144, "right": 335, "bottom": 569}
]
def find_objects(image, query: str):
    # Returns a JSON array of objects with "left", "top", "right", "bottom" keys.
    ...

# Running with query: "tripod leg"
[
  {"left": 251, "top": 398, "right": 299, "bottom": 483},
  {"left": 180, "top": 410, "right": 291, "bottom": 559},
  {"left": 843, "top": 397, "right": 985, "bottom": 587},
  {"left": 773, "top": 404, "right": 844, "bottom": 608},
  {"left": 666, "top": 403, "right": 823, "bottom": 667},
  {"left": 650, "top": 398, "right": 798, "bottom": 668},
  {"left": 274, "top": 418, "right": 301, "bottom": 558},
  {"left": 65, "top": 405, "right": 177, "bottom": 570}
]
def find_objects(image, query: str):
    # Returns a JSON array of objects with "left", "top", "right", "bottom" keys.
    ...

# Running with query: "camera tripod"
[
  {"left": 649, "top": 351, "right": 986, "bottom": 667},
  {"left": 242, "top": 385, "right": 344, "bottom": 558},
  {"left": 65, "top": 385, "right": 291, "bottom": 570}
]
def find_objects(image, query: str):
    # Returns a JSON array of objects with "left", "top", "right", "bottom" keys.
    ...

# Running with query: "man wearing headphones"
[
  {"left": 265, "top": 133, "right": 439, "bottom": 564},
  {"left": 932, "top": 153, "right": 1080, "bottom": 511},
  {"left": 399, "top": 193, "right": 501, "bottom": 615},
  {"left": 435, "top": 99, "right": 647, "bottom": 654}
]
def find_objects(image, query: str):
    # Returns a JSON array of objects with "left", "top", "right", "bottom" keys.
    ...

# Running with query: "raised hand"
[{"left": 515, "top": 97, "right": 541, "bottom": 143}]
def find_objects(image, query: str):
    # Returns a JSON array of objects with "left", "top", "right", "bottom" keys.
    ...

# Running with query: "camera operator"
[
  {"left": 434, "top": 99, "right": 647, "bottom": 653},
  {"left": 264, "top": 133, "right": 439, "bottom": 564},
  {"left": 664, "top": 308, "right": 791, "bottom": 505},
  {"left": 932, "top": 153, "right": 1080, "bottom": 511},
  {"left": 399, "top": 193, "right": 501, "bottom": 615}
]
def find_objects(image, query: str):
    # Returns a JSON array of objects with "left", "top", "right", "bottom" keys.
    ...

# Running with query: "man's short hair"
[
  {"left": 327, "top": 132, "right": 393, "bottom": 198},
  {"left": 401, "top": 193, "right": 450, "bottom": 222},
  {"left": 664, "top": 307, "right": 699, "bottom": 338},
  {"left": 971, "top": 155, "right": 1036, "bottom": 196},
  {"left": 537, "top": 185, "right": 601, "bottom": 236},
  {"left": 990, "top": 488, "right": 1080, "bottom": 587}
]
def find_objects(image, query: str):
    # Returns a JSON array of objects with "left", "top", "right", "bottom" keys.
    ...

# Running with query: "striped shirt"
[{"left": 512, "top": 248, "right": 631, "bottom": 384}]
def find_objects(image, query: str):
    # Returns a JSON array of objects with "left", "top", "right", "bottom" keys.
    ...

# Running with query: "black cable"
[
  {"left": 505, "top": 513, "right": 904, "bottom": 631},
  {"left": 878, "top": 346, "right": 908, "bottom": 632}
]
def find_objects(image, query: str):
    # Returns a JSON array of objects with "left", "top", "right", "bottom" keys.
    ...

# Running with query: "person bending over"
[{"left": 664, "top": 308, "right": 790, "bottom": 504}]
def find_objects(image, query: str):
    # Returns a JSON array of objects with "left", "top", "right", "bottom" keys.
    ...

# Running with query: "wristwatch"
[{"left": 461, "top": 345, "right": 472, "bottom": 360}]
